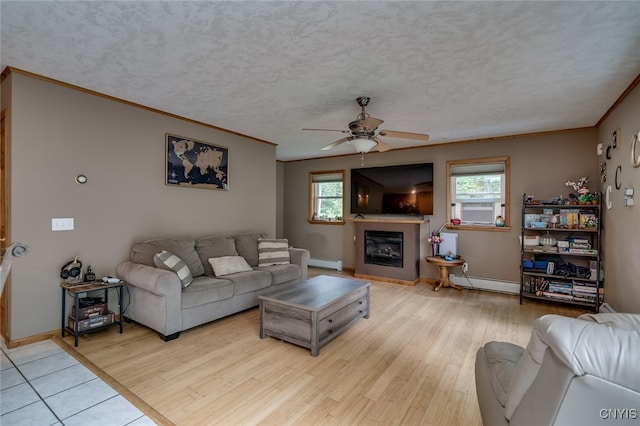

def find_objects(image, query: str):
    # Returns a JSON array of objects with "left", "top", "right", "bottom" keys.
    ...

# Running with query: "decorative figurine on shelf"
[
  {"left": 495, "top": 215, "right": 505, "bottom": 227},
  {"left": 84, "top": 265, "right": 96, "bottom": 282}
]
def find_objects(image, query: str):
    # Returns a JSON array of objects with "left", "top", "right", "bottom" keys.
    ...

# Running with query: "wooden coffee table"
[{"left": 259, "top": 275, "right": 370, "bottom": 356}]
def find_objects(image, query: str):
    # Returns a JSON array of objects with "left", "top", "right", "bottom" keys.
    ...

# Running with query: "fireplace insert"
[{"left": 365, "top": 230, "right": 403, "bottom": 268}]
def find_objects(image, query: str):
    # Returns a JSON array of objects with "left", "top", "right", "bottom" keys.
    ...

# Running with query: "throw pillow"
[
  {"left": 233, "top": 232, "right": 268, "bottom": 266},
  {"left": 208, "top": 256, "right": 253, "bottom": 277},
  {"left": 154, "top": 250, "right": 193, "bottom": 288},
  {"left": 258, "top": 238, "right": 290, "bottom": 266}
]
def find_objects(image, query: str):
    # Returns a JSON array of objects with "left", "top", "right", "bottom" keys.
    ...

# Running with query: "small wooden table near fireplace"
[{"left": 426, "top": 256, "right": 465, "bottom": 291}]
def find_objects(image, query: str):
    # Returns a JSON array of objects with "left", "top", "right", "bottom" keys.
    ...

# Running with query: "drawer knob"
[
  {"left": 359, "top": 301, "right": 363, "bottom": 304},
  {"left": 328, "top": 319, "right": 333, "bottom": 323}
]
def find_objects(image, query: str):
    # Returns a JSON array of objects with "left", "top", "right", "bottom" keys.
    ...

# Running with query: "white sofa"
[{"left": 475, "top": 313, "right": 640, "bottom": 425}]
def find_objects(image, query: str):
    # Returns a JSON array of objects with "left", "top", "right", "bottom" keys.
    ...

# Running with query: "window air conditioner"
[{"left": 460, "top": 202, "right": 495, "bottom": 223}]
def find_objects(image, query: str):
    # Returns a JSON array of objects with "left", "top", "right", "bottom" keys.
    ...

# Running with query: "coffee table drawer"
[{"left": 318, "top": 295, "right": 368, "bottom": 342}]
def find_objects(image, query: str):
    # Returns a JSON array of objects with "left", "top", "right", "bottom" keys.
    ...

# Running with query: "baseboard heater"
[
  {"left": 308, "top": 258, "right": 343, "bottom": 271},
  {"left": 449, "top": 274, "right": 520, "bottom": 294}
]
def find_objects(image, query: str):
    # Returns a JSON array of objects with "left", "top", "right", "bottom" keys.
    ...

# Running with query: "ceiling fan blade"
[
  {"left": 321, "top": 137, "right": 350, "bottom": 151},
  {"left": 373, "top": 136, "right": 392, "bottom": 152},
  {"left": 302, "top": 128, "right": 350, "bottom": 133},
  {"left": 378, "top": 130, "right": 430, "bottom": 142}
]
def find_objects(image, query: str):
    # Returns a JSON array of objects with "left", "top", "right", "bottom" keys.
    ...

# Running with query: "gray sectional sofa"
[{"left": 116, "top": 233, "right": 309, "bottom": 341}]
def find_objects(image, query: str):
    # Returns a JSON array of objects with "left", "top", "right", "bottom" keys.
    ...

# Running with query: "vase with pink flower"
[{"left": 428, "top": 233, "right": 442, "bottom": 256}]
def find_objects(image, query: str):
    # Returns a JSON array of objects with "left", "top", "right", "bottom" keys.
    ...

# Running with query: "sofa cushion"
[
  {"left": 208, "top": 256, "right": 253, "bottom": 277},
  {"left": 258, "top": 238, "right": 290, "bottom": 266},
  {"left": 225, "top": 270, "right": 272, "bottom": 295},
  {"left": 153, "top": 250, "right": 194, "bottom": 288},
  {"left": 257, "top": 263, "right": 301, "bottom": 285},
  {"left": 233, "top": 233, "right": 267, "bottom": 267},
  {"left": 131, "top": 238, "right": 205, "bottom": 277},
  {"left": 181, "top": 276, "right": 234, "bottom": 309},
  {"left": 482, "top": 341, "right": 524, "bottom": 408},
  {"left": 196, "top": 236, "right": 237, "bottom": 276}
]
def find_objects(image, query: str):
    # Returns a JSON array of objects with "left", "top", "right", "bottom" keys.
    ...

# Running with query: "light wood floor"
[{"left": 58, "top": 268, "right": 586, "bottom": 425}]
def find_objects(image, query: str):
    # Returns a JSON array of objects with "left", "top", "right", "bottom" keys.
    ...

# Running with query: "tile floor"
[{"left": 1, "top": 339, "right": 156, "bottom": 425}]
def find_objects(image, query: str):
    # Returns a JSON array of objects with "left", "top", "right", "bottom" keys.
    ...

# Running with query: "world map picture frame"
[{"left": 165, "top": 133, "right": 229, "bottom": 190}]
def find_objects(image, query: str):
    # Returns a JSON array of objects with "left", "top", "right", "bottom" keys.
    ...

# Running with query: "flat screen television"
[{"left": 351, "top": 162, "right": 434, "bottom": 216}]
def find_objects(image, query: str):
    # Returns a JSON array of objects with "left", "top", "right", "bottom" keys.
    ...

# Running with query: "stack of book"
[
  {"left": 572, "top": 280, "right": 603, "bottom": 304},
  {"left": 543, "top": 281, "right": 574, "bottom": 300},
  {"left": 568, "top": 238, "right": 597, "bottom": 255}
]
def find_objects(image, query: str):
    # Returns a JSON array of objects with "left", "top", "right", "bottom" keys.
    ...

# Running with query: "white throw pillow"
[
  {"left": 258, "top": 238, "right": 290, "bottom": 266},
  {"left": 208, "top": 256, "right": 253, "bottom": 277},
  {"left": 154, "top": 250, "right": 193, "bottom": 288}
]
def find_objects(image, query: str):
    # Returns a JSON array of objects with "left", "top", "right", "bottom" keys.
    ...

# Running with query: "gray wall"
[
  {"left": 3, "top": 71, "right": 278, "bottom": 340},
  {"left": 596, "top": 82, "right": 640, "bottom": 313},
  {"left": 283, "top": 79, "right": 640, "bottom": 315},
  {"left": 282, "top": 129, "right": 601, "bottom": 284}
]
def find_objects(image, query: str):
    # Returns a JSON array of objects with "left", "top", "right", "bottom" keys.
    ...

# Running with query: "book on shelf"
[
  {"left": 549, "top": 283, "right": 573, "bottom": 294},
  {"left": 569, "top": 248, "right": 598, "bottom": 255},
  {"left": 542, "top": 291, "right": 574, "bottom": 300}
]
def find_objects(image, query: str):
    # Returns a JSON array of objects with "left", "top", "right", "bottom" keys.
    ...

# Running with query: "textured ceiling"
[{"left": 2, "top": 1, "right": 640, "bottom": 161}]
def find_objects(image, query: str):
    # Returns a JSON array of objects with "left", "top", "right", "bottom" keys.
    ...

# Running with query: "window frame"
[
  {"left": 308, "top": 170, "right": 345, "bottom": 225},
  {"left": 446, "top": 156, "right": 510, "bottom": 231}
]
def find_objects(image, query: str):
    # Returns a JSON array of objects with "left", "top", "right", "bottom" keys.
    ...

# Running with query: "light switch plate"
[{"left": 52, "top": 218, "right": 74, "bottom": 231}]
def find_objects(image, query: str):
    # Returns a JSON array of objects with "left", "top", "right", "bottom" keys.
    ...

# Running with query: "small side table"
[
  {"left": 426, "top": 256, "right": 465, "bottom": 291},
  {"left": 60, "top": 280, "right": 124, "bottom": 346}
]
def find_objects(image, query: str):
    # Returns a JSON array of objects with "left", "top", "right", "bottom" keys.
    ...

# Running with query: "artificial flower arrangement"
[
  {"left": 565, "top": 176, "right": 598, "bottom": 204},
  {"left": 428, "top": 232, "right": 443, "bottom": 256},
  {"left": 428, "top": 233, "right": 443, "bottom": 244}
]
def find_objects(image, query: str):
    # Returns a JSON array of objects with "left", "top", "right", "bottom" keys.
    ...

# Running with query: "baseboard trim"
[
  {"left": 354, "top": 273, "right": 419, "bottom": 286},
  {"left": 2, "top": 329, "right": 58, "bottom": 349}
]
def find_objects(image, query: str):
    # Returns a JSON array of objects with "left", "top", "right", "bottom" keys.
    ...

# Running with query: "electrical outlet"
[{"left": 462, "top": 262, "right": 469, "bottom": 273}]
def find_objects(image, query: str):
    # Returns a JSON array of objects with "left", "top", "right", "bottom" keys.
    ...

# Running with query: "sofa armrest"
[
  {"left": 505, "top": 313, "right": 640, "bottom": 418},
  {"left": 116, "top": 261, "right": 182, "bottom": 299},
  {"left": 288, "top": 247, "right": 310, "bottom": 281}
]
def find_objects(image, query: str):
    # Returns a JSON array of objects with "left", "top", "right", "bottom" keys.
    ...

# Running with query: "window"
[
  {"left": 309, "top": 170, "right": 345, "bottom": 224},
  {"left": 446, "top": 156, "right": 510, "bottom": 230}
]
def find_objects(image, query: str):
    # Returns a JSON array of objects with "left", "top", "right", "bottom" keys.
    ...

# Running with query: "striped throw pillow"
[
  {"left": 257, "top": 238, "right": 290, "bottom": 266},
  {"left": 154, "top": 250, "right": 193, "bottom": 288}
]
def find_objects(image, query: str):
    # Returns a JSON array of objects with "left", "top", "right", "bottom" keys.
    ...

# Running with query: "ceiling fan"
[{"left": 303, "top": 97, "right": 430, "bottom": 154}]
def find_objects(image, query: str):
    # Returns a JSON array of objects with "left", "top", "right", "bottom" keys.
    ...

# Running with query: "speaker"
[{"left": 60, "top": 256, "right": 82, "bottom": 283}]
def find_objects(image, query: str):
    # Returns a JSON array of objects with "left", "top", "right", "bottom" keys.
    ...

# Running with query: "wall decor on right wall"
[
  {"left": 612, "top": 128, "right": 620, "bottom": 149},
  {"left": 631, "top": 130, "right": 640, "bottom": 168}
]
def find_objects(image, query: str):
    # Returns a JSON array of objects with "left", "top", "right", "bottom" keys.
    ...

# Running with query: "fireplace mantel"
[{"left": 349, "top": 218, "right": 426, "bottom": 225}]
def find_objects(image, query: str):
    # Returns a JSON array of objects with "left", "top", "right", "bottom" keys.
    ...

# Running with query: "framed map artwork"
[{"left": 165, "top": 134, "right": 229, "bottom": 190}]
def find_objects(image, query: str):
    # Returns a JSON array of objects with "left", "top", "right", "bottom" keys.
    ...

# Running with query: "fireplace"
[
  {"left": 365, "top": 230, "right": 403, "bottom": 268},
  {"left": 354, "top": 218, "right": 424, "bottom": 285}
]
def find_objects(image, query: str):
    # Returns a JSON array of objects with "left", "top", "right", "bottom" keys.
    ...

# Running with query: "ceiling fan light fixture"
[{"left": 350, "top": 137, "right": 377, "bottom": 153}]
